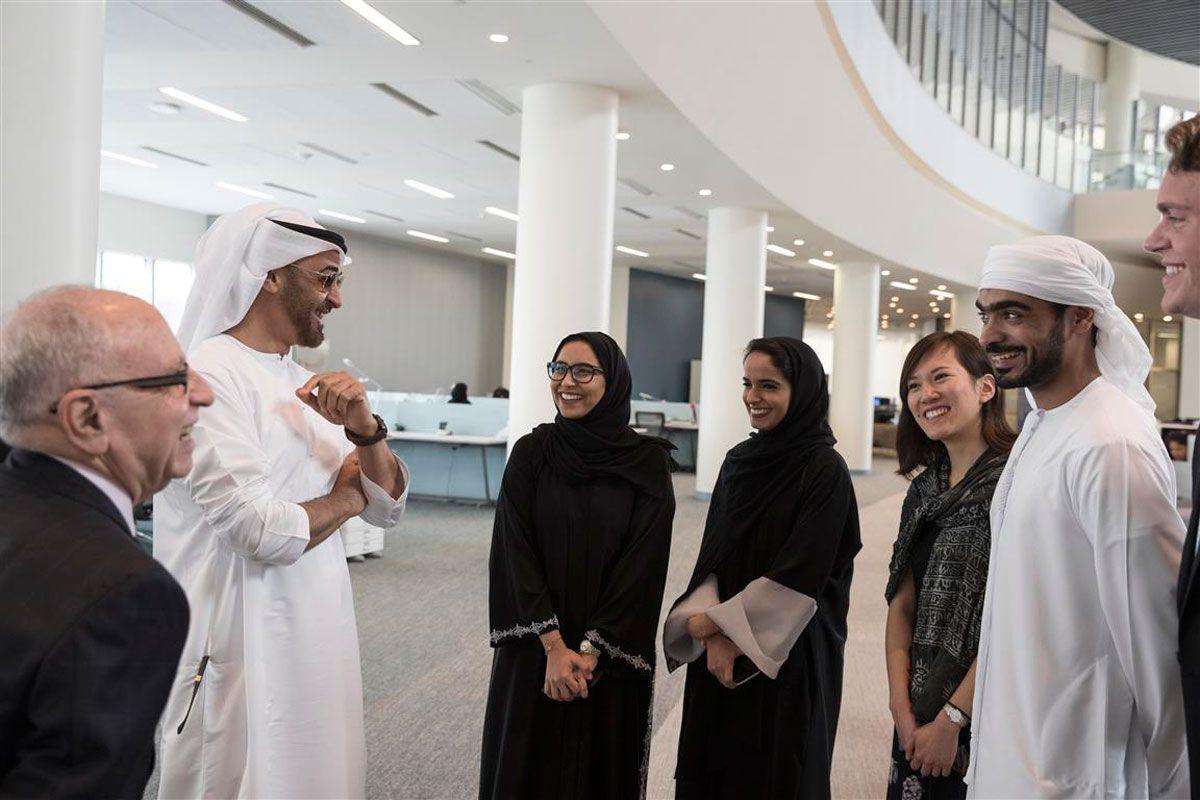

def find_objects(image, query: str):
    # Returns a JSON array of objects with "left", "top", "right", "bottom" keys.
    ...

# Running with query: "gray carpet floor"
[{"left": 147, "top": 458, "right": 909, "bottom": 799}]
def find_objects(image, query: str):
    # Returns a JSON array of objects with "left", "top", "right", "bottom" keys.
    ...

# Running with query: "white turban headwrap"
[
  {"left": 176, "top": 202, "right": 349, "bottom": 353},
  {"left": 979, "top": 235, "right": 1155, "bottom": 416}
]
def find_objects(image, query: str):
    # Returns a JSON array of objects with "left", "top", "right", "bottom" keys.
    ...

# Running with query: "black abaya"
[{"left": 673, "top": 446, "right": 860, "bottom": 799}]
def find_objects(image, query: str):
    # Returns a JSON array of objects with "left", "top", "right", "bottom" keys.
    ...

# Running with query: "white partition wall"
[
  {"left": 952, "top": 290, "right": 983, "bottom": 336},
  {"left": 0, "top": 1, "right": 105, "bottom": 314},
  {"left": 695, "top": 207, "right": 768, "bottom": 496},
  {"left": 831, "top": 261, "right": 881, "bottom": 473},
  {"left": 507, "top": 83, "right": 619, "bottom": 448}
]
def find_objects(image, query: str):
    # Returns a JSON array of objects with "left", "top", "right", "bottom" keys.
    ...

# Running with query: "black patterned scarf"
[{"left": 884, "top": 449, "right": 1007, "bottom": 723}]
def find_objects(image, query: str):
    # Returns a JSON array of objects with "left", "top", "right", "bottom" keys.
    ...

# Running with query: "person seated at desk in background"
[
  {"left": 450, "top": 382, "right": 471, "bottom": 404},
  {"left": 492, "top": 387, "right": 510, "bottom": 399}
]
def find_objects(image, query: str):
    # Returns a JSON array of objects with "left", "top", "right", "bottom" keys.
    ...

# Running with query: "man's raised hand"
[{"left": 296, "top": 372, "right": 376, "bottom": 436}]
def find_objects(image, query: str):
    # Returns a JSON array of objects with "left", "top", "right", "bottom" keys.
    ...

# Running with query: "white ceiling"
[{"left": 99, "top": 0, "right": 981, "bottom": 326}]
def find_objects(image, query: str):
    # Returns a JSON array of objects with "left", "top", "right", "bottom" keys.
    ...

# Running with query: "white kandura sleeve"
[
  {"left": 705, "top": 577, "right": 817, "bottom": 679},
  {"left": 187, "top": 371, "right": 310, "bottom": 567},
  {"left": 663, "top": 574, "right": 721, "bottom": 666},
  {"left": 358, "top": 458, "right": 409, "bottom": 528},
  {"left": 1074, "top": 439, "right": 1188, "bottom": 798}
]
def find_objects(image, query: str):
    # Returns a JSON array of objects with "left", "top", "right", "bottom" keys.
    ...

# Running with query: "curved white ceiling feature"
[{"left": 589, "top": 0, "right": 1073, "bottom": 287}]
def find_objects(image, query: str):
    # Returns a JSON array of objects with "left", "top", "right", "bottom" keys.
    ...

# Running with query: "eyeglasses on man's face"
[
  {"left": 547, "top": 361, "right": 605, "bottom": 383},
  {"left": 294, "top": 266, "right": 346, "bottom": 294},
  {"left": 48, "top": 367, "right": 191, "bottom": 414}
]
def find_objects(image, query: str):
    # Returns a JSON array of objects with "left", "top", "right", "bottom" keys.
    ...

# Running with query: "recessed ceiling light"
[
  {"left": 909, "top": 322, "right": 916, "bottom": 328},
  {"left": 404, "top": 178, "right": 454, "bottom": 199},
  {"left": 911, "top": 314, "right": 919, "bottom": 319},
  {"left": 698, "top": 189, "right": 712, "bottom": 197},
  {"left": 692, "top": 273, "right": 707, "bottom": 281},
  {"left": 319, "top": 209, "right": 366, "bottom": 224},
  {"left": 932, "top": 306, "right": 941, "bottom": 313},
  {"left": 484, "top": 205, "right": 519, "bottom": 222},
  {"left": 764, "top": 285, "right": 775, "bottom": 292},
  {"left": 909, "top": 277, "right": 919, "bottom": 284},
  {"left": 766, "top": 226, "right": 775, "bottom": 232},
  {"left": 896, "top": 307, "right": 905, "bottom": 314},
  {"left": 807, "top": 258, "right": 837, "bottom": 270},
  {"left": 822, "top": 250, "right": 834, "bottom": 257},
  {"left": 482, "top": 247, "right": 516, "bottom": 259},
  {"left": 943, "top": 313, "right": 952, "bottom": 319},
  {"left": 216, "top": 181, "right": 273, "bottom": 200},
  {"left": 793, "top": 239, "right": 805, "bottom": 246},
  {"left": 660, "top": 163, "right": 675, "bottom": 171},
  {"left": 827, "top": 322, "right": 835, "bottom": 330},
  {"left": 881, "top": 269, "right": 891, "bottom": 276},
  {"left": 339, "top": 0, "right": 421, "bottom": 45},
  {"left": 766, "top": 244, "right": 796, "bottom": 257},
  {"left": 159, "top": 87, "right": 247, "bottom": 122},
  {"left": 929, "top": 289, "right": 955, "bottom": 300},
  {"left": 615, "top": 131, "right": 631, "bottom": 141},
  {"left": 1134, "top": 312, "right": 1145, "bottom": 321},
  {"left": 826, "top": 311, "right": 834, "bottom": 319},
  {"left": 793, "top": 291, "right": 821, "bottom": 301},
  {"left": 890, "top": 281, "right": 916, "bottom": 291},
  {"left": 929, "top": 302, "right": 938, "bottom": 308},
  {"left": 489, "top": 33, "right": 509, "bottom": 43},
  {"left": 407, "top": 229, "right": 449, "bottom": 243},
  {"left": 100, "top": 149, "right": 157, "bottom": 168},
  {"left": 882, "top": 314, "right": 889, "bottom": 319},
  {"left": 616, "top": 245, "right": 649, "bottom": 257},
  {"left": 1164, "top": 315, "right": 1174, "bottom": 322},
  {"left": 937, "top": 284, "right": 947, "bottom": 290}
]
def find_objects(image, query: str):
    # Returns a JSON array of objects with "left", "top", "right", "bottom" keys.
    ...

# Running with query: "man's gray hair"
[{"left": 0, "top": 286, "right": 116, "bottom": 441}]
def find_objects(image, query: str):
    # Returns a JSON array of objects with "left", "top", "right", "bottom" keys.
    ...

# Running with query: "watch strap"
[{"left": 345, "top": 413, "right": 388, "bottom": 447}]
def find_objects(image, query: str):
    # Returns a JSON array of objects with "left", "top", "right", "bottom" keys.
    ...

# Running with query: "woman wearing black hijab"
[
  {"left": 480, "top": 331, "right": 676, "bottom": 800},
  {"left": 449, "top": 382, "right": 471, "bottom": 404},
  {"left": 663, "top": 337, "right": 861, "bottom": 799}
]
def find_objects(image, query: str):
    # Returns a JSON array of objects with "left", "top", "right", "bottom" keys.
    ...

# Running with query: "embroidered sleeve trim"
[
  {"left": 489, "top": 615, "right": 559, "bottom": 645},
  {"left": 584, "top": 629, "right": 652, "bottom": 672}
]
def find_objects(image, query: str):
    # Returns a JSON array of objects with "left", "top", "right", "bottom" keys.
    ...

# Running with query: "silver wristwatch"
[
  {"left": 942, "top": 702, "right": 969, "bottom": 728},
  {"left": 579, "top": 640, "right": 602, "bottom": 658}
]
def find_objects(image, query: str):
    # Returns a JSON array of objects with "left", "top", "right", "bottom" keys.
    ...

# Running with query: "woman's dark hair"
[
  {"left": 895, "top": 331, "right": 1016, "bottom": 476},
  {"left": 449, "top": 382, "right": 470, "bottom": 403},
  {"left": 744, "top": 337, "right": 798, "bottom": 385}
]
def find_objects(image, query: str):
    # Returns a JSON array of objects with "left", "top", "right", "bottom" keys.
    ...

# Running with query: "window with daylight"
[{"left": 96, "top": 251, "right": 195, "bottom": 333}]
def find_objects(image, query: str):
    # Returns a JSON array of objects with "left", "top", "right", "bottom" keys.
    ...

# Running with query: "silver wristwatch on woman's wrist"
[{"left": 942, "top": 702, "right": 969, "bottom": 728}]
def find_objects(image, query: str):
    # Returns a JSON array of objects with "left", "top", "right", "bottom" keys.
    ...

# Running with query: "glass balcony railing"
[{"left": 1087, "top": 151, "right": 1170, "bottom": 192}]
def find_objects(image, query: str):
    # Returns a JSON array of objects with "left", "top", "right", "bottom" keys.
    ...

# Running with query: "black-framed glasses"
[
  {"left": 547, "top": 361, "right": 605, "bottom": 383},
  {"left": 294, "top": 266, "right": 346, "bottom": 293},
  {"left": 48, "top": 368, "right": 191, "bottom": 414}
]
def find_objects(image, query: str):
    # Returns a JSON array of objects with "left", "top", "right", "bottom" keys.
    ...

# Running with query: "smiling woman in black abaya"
[
  {"left": 480, "top": 332, "right": 676, "bottom": 800},
  {"left": 663, "top": 336, "right": 862, "bottom": 799}
]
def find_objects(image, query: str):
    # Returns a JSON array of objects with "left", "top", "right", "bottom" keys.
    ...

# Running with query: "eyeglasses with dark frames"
[
  {"left": 547, "top": 361, "right": 605, "bottom": 384},
  {"left": 48, "top": 367, "right": 191, "bottom": 414}
]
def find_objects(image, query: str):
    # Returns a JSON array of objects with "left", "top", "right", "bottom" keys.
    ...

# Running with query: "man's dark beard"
[
  {"left": 282, "top": 277, "right": 328, "bottom": 348},
  {"left": 990, "top": 320, "right": 1066, "bottom": 389}
]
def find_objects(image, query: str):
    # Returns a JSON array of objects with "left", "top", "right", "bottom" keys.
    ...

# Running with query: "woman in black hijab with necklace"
[
  {"left": 481, "top": 331, "right": 676, "bottom": 800},
  {"left": 663, "top": 337, "right": 861, "bottom": 799}
]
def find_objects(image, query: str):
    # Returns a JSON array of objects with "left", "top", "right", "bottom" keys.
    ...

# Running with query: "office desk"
[
  {"left": 663, "top": 420, "right": 698, "bottom": 470},
  {"left": 387, "top": 432, "right": 507, "bottom": 504}
]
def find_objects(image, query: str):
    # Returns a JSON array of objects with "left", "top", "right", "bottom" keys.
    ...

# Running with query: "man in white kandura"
[
  {"left": 966, "top": 235, "right": 1188, "bottom": 799},
  {"left": 155, "top": 203, "right": 409, "bottom": 799}
]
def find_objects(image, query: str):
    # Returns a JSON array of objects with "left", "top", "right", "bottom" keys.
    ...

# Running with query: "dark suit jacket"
[
  {"left": 1177, "top": 435, "right": 1200, "bottom": 799},
  {"left": 0, "top": 449, "right": 189, "bottom": 800}
]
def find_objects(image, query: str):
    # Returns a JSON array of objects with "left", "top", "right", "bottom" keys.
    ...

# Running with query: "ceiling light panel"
[
  {"left": 371, "top": 83, "right": 438, "bottom": 117},
  {"left": 890, "top": 281, "right": 917, "bottom": 291},
  {"left": 483, "top": 247, "right": 516, "bottom": 259},
  {"left": 457, "top": 79, "right": 520, "bottom": 115},
  {"left": 793, "top": 292, "right": 821, "bottom": 301},
  {"left": 766, "top": 244, "right": 795, "bottom": 257},
  {"left": 485, "top": 206, "right": 519, "bottom": 222},
  {"left": 338, "top": 0, "right": 420, "bottom": 45},
  {"left": 616, "top": 245, "right": 649, "bottom": 258},
  {"left": 217, "top": 181, "right": 273, "bottom": 199},
  {"left": 319, "top": 209, "right": 366, "bottom": 224},
  {"left": 404, "top": 179, "right": 455, "bottom": 199},
  {"left": 407, "top": 229, "right": 449, "bottom": 243},
  {"left": 101, "top": 150, "right": 157, "bottom": 168},
  {"left": 807, "top": 258, "right": 837, "bottom": 270},
  {"left": 159, "top": 87, "right": 248, "bottom": 122}
]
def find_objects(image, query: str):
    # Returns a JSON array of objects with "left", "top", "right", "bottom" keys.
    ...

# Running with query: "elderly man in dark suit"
[
  {"left": 0, "top": 285, "right": 212, "bottom": 798},
  {"left": 1145, "top": 115, "right": 1200, "bottom": 794}
]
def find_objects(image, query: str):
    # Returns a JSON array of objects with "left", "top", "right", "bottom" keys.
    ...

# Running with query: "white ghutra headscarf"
[
  {"left": 176, "top": 203, "right": 349, "bottom": 353},
  {"left": 979, "top": 235, "right": 1155, "bottom": 416}
]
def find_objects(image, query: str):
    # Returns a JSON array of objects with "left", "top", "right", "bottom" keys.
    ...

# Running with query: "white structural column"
[
  {"left": 951, "top": 290, "right": 983, "bottom": 336},
  {"left": 830, "top": 262, "right": 881, "bottom": 473},
  {"left": 508, "top": 84, "right": 618, "bottom": 446},
  {"left": 1103, "top": 41, "right": 1141, "bottom": 158},
  {"left": 695, "top": 207, "right": 768, "bottom": 497},
  {"left": 1180, "top": 317, "right": 1200, "bottom": 419},
  {"left": 501, "top": 262, "right": 515, "bottom": 388},
  {"left": 0, "top": 1, "right": 105, "bottom": 314},
  {"left": 609, "top": 265, "right": 631, "bottom": 353}
]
